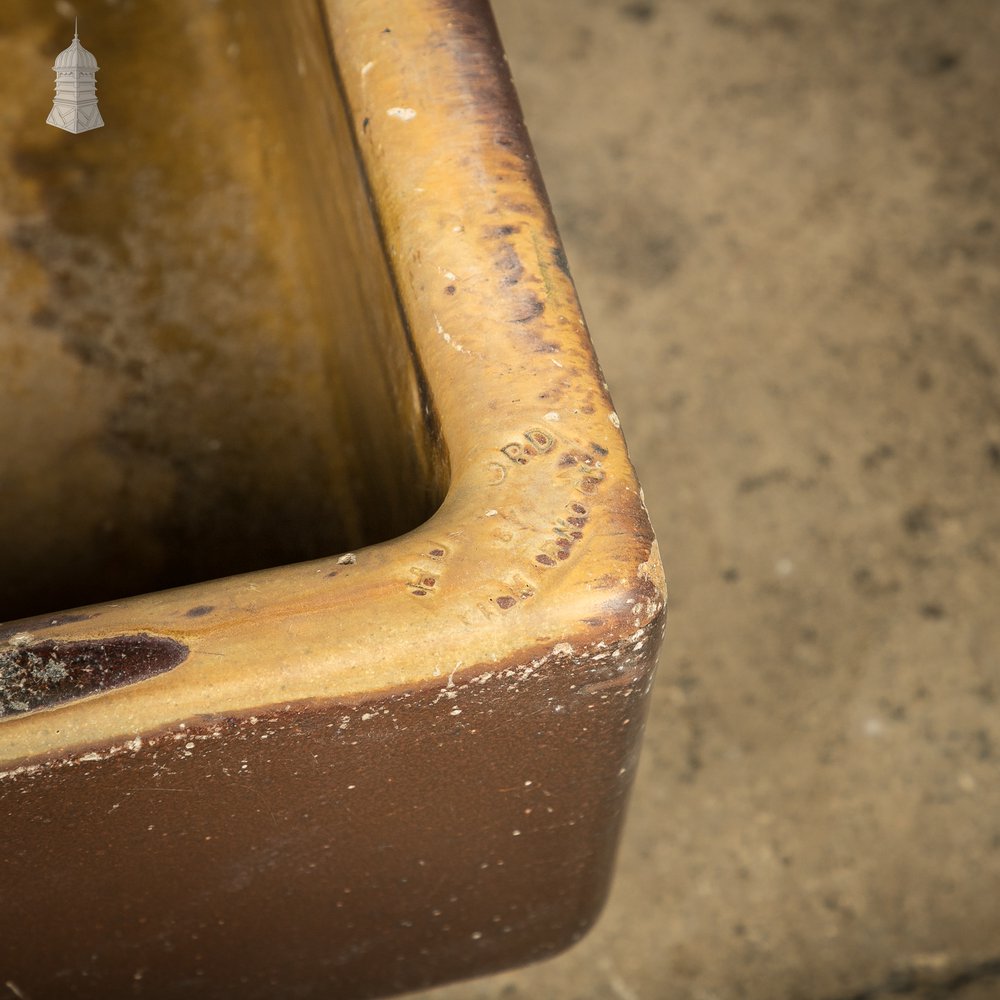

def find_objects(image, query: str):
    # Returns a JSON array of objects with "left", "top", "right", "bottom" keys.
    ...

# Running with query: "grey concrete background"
[{"left": 411, "top": 1, "right": 1000, "bottom": 998}]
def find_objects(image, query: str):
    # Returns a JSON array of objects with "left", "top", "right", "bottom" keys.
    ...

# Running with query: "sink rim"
[{"left": 0, "top": 0, "right": 665, "bottom": 770}]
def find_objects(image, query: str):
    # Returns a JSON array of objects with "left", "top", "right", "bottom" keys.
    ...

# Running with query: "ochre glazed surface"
[
  {"left": 1, "top": 1, "right": 666, "bottom": 995},
  {"left": 0, "top": 0, "right": 444, "bottom": 622}
]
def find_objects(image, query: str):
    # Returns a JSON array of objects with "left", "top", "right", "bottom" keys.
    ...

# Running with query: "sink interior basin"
[{"left": 0, "top": 1, "right": 446, "bottom": 623}]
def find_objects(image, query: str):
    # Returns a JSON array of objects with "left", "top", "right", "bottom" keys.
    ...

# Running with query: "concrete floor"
[{"left": 412, "top": 1, "right": 1000, "bottom": 998}]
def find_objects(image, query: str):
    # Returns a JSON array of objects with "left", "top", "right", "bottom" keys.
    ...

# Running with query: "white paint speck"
[
  {"left": 450, "top": 708, "right": 462, "bottom": 716},
  {"left": 544, "top": 411, "right": 560, "bottom": 422},
  {"left": 361, "top": 61, "right": 375, "bottom": 77},
  {"left": 436, "top": 315, "right": 468, "bottom": 354},
  {"left": 485, "top": 509, "right": 498, "bottom": 517},
  {"left": 471, "top": 931, "right": 483, "bottom": 940},
  {"left": 387, "top": 107, "right": 416, "bottom": 121},
  {"left": 443, "top": 270, "right": 457, "bottom": 281},
  {"left": 609, "top": 411, "right": 621, "bottom": 429},
  {"left": 864, "top": 717, "right": 884, "bottom": 737},
  {"left": 338, "top": 552, "right": 357, "bottom": 565}
]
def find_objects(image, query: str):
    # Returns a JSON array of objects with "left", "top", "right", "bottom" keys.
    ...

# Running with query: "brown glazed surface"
[
  {"left": 1, "top": 629, "right": 661, "bottom": 998},
  {"left": 0, "top": 1, "right": 666, "bottom": 996}
]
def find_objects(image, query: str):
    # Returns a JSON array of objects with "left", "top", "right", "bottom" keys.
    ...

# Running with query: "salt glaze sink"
[{"left": 0, "top": 2, "right": 666, "bottom": 997}]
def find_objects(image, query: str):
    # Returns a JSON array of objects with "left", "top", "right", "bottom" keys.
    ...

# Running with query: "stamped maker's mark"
[
  {"left": 488, "top": 427, "right": 557, "bottom": 484},
  {"left": 407, "top": 543, "right": 450, "bottom": 597}
]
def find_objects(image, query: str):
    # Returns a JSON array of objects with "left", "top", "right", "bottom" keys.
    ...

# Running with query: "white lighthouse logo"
[{"left": 46, "top": 19, "right": 105, "bottom": 134}]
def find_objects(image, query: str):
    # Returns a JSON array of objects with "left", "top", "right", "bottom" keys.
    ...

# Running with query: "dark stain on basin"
[
  {"left": 511, "top": 293, "right": 545, "bottom": 324},
  {"left": 437, "top": 0, "right": 553, "bottom": 211},
  {"left": 0, "top": 613, "right": 95, "bottom": 644},
  {"left": 0, "top": 634, "right": 188, "bottom": 718},
  {"left": 551, "top": 244, "right": 572, "bottom": 279}
]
